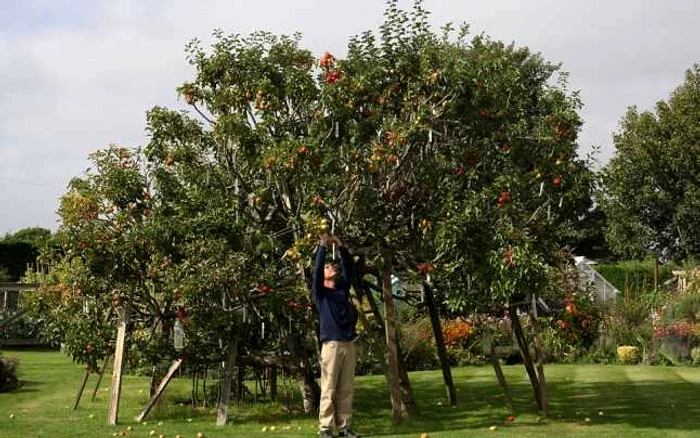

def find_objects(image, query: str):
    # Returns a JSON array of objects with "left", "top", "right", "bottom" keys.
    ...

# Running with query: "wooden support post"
[
  {"left": 509, "top": 307, "right": 543, "bottom": 411},
  {"left": 654, "top": 258, "right": 660, "bottom": 290},
  {"left": 216, "top": 332, "right": 239, "bottom": 426},
  {"left": 91, "top": 355, "right": 111, "bottom": 402},
  {"left": 529, "top": 296, "right": 549, "bottom": 417},
  {"left": 135, "top": 358, "right": 184, "bottom": 423},
  {"left": 489, "top": 342, "right": 515, "bottom": 415},
  {"left": 107, "top": 302, "right": 131, "bottom": 425},
  {"left": 73, "top": 368, "right": 91, "bottom": 410}
]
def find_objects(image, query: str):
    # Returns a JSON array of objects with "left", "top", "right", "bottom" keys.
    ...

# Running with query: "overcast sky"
[{"left": 1, "top": 0, "right": 699, "bottom": 234}]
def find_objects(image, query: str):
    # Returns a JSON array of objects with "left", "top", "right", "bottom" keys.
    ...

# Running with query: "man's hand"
[{"left": 320, "top": 233, "right": 342, "bottom": 246}]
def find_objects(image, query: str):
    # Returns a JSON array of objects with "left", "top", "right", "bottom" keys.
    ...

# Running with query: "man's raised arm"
[{"left": 312, "top": 242, "right": 326, "bottom": 297}]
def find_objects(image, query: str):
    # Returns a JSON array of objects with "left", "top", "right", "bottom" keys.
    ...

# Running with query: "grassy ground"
[{"left": 1, "top": 350, "right": 699, "bottom": 437}]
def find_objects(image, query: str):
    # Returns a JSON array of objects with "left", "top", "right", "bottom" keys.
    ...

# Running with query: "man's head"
[{"left": 324, "top": 261, "right": 339, "bottom": 281}]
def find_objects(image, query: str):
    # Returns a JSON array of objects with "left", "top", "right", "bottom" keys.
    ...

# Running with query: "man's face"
[{"left": 324, "top": 263, "right": 338, "bottom": 281}]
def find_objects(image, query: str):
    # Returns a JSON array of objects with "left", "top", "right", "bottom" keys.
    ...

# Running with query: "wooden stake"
[
  {"left": 107, "top": 302, "right": 131, "bottom": 425},
  {"left": 654, "top": 258, "right": 660, "bottom": 291},
  {"left": 530, "top": 297, "right": 549, "bottom": 417},
  {"left": 135, "top": 358, "right": 184, "bottom": 423},
  {"left": 509, "top": 307, "right": 543, "bottom": 410},
  {"left": 91, "top": 355, "right": 111, "bottom": 402},
  {"left": 216, "top": 332, "right": 239, "bottom": 426},
  {"left": 73, "top": 368, "right": 90, "bottom": 410},
  {"left": 488, "top": 339, "right": 515, "bottom": 415}
]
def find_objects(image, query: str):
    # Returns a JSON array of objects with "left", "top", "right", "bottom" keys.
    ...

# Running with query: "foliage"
[
  {"left": 602, "top": 64, "right": 700, "bottom": 261},
  {"left": 616, "top": 346, "right": 641, "bottom": 365}
]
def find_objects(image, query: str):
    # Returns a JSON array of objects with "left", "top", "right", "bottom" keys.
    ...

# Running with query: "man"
[{"left": 312, "top": 233, "right": 360, "bottom": 438}]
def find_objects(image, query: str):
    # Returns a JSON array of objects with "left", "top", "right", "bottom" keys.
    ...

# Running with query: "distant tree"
[
  {"left": 2, "top": 227, "right": 52, "bottom": 248},
  {"left": 0, "top": 228, "right": 51, "bottom": 281},
  {"left": 602, "top": 64, "right": 700, "bottom": 261}
]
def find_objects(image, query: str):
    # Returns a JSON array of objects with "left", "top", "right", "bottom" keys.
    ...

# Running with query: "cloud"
[{"left": 1, "top": 0, "right": 699, "bottom": 233}]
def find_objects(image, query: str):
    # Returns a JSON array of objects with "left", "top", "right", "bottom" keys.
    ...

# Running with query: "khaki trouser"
[{"left": 319, "top": 340, "right": 357, "bottom": 432}]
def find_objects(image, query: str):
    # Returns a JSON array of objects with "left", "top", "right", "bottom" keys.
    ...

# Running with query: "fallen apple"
[{"left": 489, "top": 425, "right": 498, "bottom": 431}]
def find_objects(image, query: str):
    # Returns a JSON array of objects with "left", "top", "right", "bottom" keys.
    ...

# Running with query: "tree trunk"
[
  {"left": 509, "top": 307, "right": 543, "bottom": 411},
  {"left": 381, "top": 251, "right": 405, "bottom": 424},
  {"left": 422, "top": 281, "right": 456, "bottom": 406}
]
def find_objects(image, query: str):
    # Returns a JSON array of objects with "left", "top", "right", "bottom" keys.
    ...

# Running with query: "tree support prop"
[
  {"left": 423, "top": 281, "right": 457, "bottom": 406},
  {"left": 73, "top": 368, "right": 90, "bottom": 411},
  {"left": 91, "top": 355, "right": 112, "bottom": 402},
  {"left": 381, "top": 252, "right": 406, "bottom": 424},
  {"left": 216, "top": 332, "right": 239, "bottom": 426},
  {"left": 108, "top": 302, "right": 131, "bottom": 425},
  {"left": 135, "top": 358, "right": 184, "bottom": 423}
]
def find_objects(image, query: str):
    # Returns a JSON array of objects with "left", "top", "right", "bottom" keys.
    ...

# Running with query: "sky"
[{"left": 1, "top": 0, "right": 699, "bottom": 234}]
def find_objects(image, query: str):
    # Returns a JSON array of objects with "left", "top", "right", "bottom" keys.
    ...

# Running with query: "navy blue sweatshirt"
[{"left": 312, "top": 244, "right": 357, "bottom": 343}]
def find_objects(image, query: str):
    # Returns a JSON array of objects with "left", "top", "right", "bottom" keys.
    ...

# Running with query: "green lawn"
[{"left": 1, "top": 351, "right": 699, "bottom": 437}]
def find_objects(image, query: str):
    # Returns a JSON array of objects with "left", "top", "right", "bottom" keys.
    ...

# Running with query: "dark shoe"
[
  {"left": 319, "top": 430, "right": 334, "bottom": 438},
  {"left": 339, "top": 429, "right": 361, "bottom": 438}
]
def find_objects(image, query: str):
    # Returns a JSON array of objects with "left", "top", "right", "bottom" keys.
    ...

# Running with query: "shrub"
[
  {"left": 691, "top": 347, "right": 700, "bottom": 366},
  {"left": 594, "top": 259, "right": 678, "bottom": 294},
  {"left": 617, "top": 345, "right": 641, "bottom": 364},
  {"left": 0, "top": 354, "right": 20, "bottom": 392},
  {"left": 399, "top": 318, "right": 438, "bottom": 371},
  {"left": 442, "top": 319, "right": 472, "bottom": 348}
]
